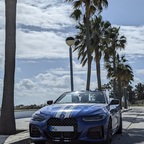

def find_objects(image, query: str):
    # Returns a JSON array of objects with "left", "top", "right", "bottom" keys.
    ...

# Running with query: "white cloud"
[
  {"left": 133, "top": 77, "right": 143, "bottom": 86},
  {"left": 119, "top": 25, "right": 144, "bottom": 56},
  {"left": 0, "top": 70, "right": 97, "bottom": 105},
  {"left": 16, "top": 30, "right": 69, "bottom": 59},
  {"left": 11, "top": 72, "right": 95, "bottom": 105},
  {"left": 17, "top": 0, "right": 74, "bottom": 29},
  {"left": 0, "top": 0, "right": 76, "bottom": 60},
  {"left": 14, "top": 24, "right": 144, "bottom": 60},
  {"left": 136, "top": 69, "right": 144, "bottom": 75},
  {"left": 73, "top": 61, "right": 86, "bottom": 71},
  {"left": 1, "top": 1, "right": 144, "bottom": 60},
  {"left": 19, "top": 79, "right": 36, "bottom": 89}
]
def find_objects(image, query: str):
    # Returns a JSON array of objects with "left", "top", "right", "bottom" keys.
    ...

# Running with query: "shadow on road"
[
  {"left": 123, "top": 116, "right": 143, "bottom": 124},
  {"left": 112, "top": 107, "right": 144, "bottom": 144},
  {"left": 112, "top": 128, "right": 144, "bottom": 144}
]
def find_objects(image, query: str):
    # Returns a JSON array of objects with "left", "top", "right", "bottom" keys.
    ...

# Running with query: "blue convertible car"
[{"left": 29, "top": 91, "right": 122, "bottom": 144}]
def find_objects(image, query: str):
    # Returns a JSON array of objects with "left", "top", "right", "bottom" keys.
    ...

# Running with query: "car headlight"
[
  {"left": 82, "top": 114, "right": 107, "bottom": 122},
  {"left": 32, "top": 114, "right": 46, "bottom": 122}
]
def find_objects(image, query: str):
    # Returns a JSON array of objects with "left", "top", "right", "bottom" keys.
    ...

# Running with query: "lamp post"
[{"left": 66, "top": 37, "right": 75, "bottom": 91}]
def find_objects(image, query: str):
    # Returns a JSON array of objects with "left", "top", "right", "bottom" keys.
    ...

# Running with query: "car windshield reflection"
[{"left": 54, "top": 91, "right": 106, "bottom": 104}]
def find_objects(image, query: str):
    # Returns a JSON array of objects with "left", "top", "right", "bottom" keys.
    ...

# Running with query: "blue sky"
[{"left": 0, "top": 0, "right": 144, "bottom": 105}]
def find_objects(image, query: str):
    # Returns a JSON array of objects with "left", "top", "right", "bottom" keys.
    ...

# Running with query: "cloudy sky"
[{"left": 0, "top": 0, "right": 144, "bottom": 105}]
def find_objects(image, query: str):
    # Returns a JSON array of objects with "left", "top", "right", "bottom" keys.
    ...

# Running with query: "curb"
[
  {"left": 4, "top": 131, "right": 31, "bottom": 144},
  {"left": 122, "top": 108, "right": 132, "bottom": 113}
]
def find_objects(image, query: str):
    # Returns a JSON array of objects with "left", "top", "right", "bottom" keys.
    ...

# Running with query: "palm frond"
[
  {"left": 73, "top": 0, "right": 83, "bottom": 8},
  {"left": 71, "top": 9, "right": 82, "bottom": 20}
]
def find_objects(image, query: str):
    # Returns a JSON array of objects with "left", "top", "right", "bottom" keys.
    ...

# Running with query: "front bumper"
[{"left": 30, "top": 117, "right": 109, "bottom": 143}]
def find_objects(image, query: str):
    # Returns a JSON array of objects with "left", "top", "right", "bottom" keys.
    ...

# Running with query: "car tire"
[
  {"left": 116, "top": 117, "right": 122, "bottom": 134},
  {"left": 105, "top": 120, "right": 112, "bottom": 144}
]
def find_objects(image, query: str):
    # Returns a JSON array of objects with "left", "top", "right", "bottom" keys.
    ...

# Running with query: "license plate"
[{"left": 49, "top": 126, "right": 74, "bottom": 132}]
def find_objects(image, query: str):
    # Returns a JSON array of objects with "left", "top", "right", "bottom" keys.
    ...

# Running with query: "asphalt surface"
[
  {"left": 0, "top": 106, "right": 144, "bottom": 144},
  {"left": 111, "top": 107, "right": 144, "bottom": 144}
]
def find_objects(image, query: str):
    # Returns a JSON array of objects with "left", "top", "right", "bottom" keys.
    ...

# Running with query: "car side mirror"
[
  {"left": 109, "top": 99, "right": 120, "bottom": 105},
  {"left": 47, "top": 100, "right": 53, "bottom": 105}
]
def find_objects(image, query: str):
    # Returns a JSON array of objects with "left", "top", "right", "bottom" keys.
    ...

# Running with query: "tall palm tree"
[
  {"left": 66, "top": 0, "right": 108, "bottom": 90},
  {"left": 91, "top": 16, "right": 111, "bottom": 90},
  {"left": 105, "top": 54, "right": 134, "bottom": 107},
  {"left": 74, "top": 23, "right": 88, "bottom": 67},
  {"left": 74, "top": 16, "right": 111, "bottom": 90},
  {"left": 0, "top": 0, "right": 17, "bottom": 134},
  {"left": 104, "top": 27, "right": 127, "bottom": 98},
  {"left": 117, "top": 57, "right": 134, "bottom": 108}
]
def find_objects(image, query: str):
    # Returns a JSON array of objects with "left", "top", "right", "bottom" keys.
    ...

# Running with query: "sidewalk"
[
  {"left": 0, "top": 118, "right": 31, "bottom": 144},
  {"left": 0, "top": 107, "right": 142, "bottom": 144},
  {"left": 111, "top": 106, "right": 144, "bottom": 144}
]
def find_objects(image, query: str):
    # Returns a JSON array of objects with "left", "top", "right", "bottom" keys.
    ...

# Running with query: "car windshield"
[{"left": 54, "top": 91, "right": 106, "bottom": 104}]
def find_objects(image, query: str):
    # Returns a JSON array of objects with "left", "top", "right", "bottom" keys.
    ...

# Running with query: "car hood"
[{"left": 35, "top": 103, "right": 108, "bottom": 119}]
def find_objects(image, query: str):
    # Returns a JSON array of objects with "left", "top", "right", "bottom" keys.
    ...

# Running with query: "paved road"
[{"left": 112, "top": 107, "right": 144, "bottom": 144}]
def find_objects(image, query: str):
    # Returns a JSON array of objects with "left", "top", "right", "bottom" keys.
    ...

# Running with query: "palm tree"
[
  {"left": 127, "top": 85, "right": 135, "bottom": 103},
  {"left": 105, "top": 54, "right": 134, "bottom": 108},
  {"left": 117, "top": 58, "right": 134, "bottom": 109},
  {"left": 74, "top": 16, "right": 111, "bottom": 90},
  {"left": 0, "top": 0, "right": 17, "bottom": 134},
  {"left": 104, "top": 27, "right": 127, "bottom": 98},
  {"left": 91, "top": 16, "right": 111, "bottom": 90},
  {"left": 66, "top": 0, "right": 108, "bottom": 90},
  {"left": 134, "top": 83, "right": 144, "bottom": 100},
  {"left": 74, "top": 23, "right": 88, "bottom": 67}
]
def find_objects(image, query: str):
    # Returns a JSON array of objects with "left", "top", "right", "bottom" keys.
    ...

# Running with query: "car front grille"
[{"left": 47, "top": 118, "right": 78, "bottom": 139}]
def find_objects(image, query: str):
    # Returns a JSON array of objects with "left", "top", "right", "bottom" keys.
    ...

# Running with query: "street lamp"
[{"left": 66, "top": 37, "right": 75, "bottom": 91}]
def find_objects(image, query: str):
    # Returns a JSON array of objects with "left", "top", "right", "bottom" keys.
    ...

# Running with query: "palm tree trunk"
[
  {"left": 113, "top": 52, "right": 116, "bottom": 98},
  {"left": 95, "top": 50, "right": 102, "bottom": 90},
  {"left": 118, "top": 77, "right": 122, "bottom": 109},
  {"left": 96, "top": 61, "right": 102, "bottom": 90},
  {"left": 0, "top": 0, "right": 17, "bottom": 134},
  {"left": 85, "top": 0, "right": 91, "bottom": 90}
]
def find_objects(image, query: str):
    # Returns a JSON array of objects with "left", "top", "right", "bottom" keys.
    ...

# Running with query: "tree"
[
  {"left": 74, "top": 16, "right": 111, "bottom": 90},
  {"left": 66, "top": 0, "right": 108, "bottom": 90},
  {"left": 91, "top": 16, "right": 111, "bottom": 90},
  {"left": 105, "top": 54, "right": 134, "bottom": 108},
  {"left": 104, "top": 27, "right": 127, "bottom": 98},
  {"left": 135, "top": 83, "right": 144, "bottom": 100},
  {"left": 116, "top": 56, "right": 134, "bottom": 108},
  {"left": 127, "top": 85, "right": 135, "bottom": 103},
  {"left": 0, "top": 0, "right": 17, "bottom": 134}
]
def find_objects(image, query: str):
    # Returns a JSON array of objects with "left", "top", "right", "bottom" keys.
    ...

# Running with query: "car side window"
[
  {"left": 95, "top": 93, "right": 106, "bottom": 103},
  {"left": 57, "top": 94, "right": 72, "bottom": 103},
  {"left": 81, "top": 94, "right": 89, "bottom": 103},
  {"left": 72, "top": 95, "right": 79, "bottom": 103}
]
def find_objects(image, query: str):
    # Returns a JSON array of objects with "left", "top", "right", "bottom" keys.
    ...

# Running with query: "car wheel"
[
  {"left": 105, "top": 120, "right": 112, "bottom": 144},
  {"left": 116, "top": 117, "right": 122, "bottom": 134}
]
